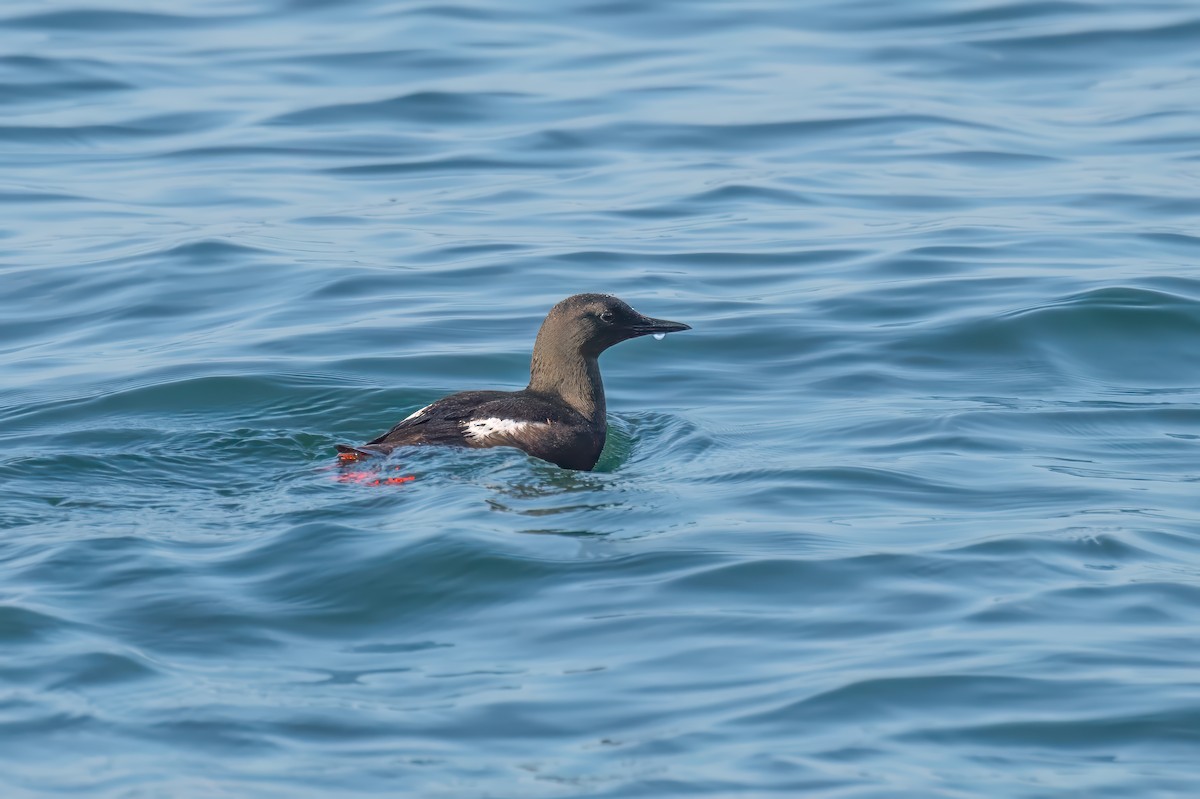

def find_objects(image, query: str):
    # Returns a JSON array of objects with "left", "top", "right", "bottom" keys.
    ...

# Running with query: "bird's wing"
[
  {"left": 454, "top": 395, "right": 600, "bottom": 468},
  {"left": 366, "top": 390, "right": 512, "bottom": 446},
  {"left": 452, "top": 394, "right": 564, "bottom": 449}
]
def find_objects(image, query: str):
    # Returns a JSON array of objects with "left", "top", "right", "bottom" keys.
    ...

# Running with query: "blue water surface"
[{"left": 2, "top": 1, "right": 1199, "bottom": 796}]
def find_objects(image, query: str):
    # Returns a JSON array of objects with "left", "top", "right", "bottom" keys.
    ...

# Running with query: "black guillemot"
[{"left": 336, "top": 293, "right": 690, "bottom": 471}]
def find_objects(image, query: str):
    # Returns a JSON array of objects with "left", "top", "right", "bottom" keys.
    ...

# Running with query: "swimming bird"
[{"left": 336, "top": 293, "right": 690, "bottom": 471}]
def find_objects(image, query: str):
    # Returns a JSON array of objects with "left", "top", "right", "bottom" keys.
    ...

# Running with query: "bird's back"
[
  {"left": 341, "top": 388, "right": 604, "bottom": 470},
  {"left": 367, "top": 390, "right": 512, "bottom": 448}
]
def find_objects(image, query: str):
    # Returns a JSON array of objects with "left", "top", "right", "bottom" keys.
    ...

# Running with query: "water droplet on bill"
[{"left": 652, "top": 333, "right": 666, "bottom": 340}]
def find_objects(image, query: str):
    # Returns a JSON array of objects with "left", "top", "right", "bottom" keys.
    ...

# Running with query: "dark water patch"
[
  {"left": 326, "top": 155, "right": 588, "bottom": 176},
  {"left": 945, "top": 529, "right": 1170, "bottom": 564},
  {"left": 151, "top": 238, "right": 274, "bottom": 265},
  {"left": 43, "top": 652, "right": 158, "bottom": 690},
  {"left": 0, "top": 78, "right": 131, "bottom": 105},
  {"left": 739, "top": 674, "right": 1081, "bottom": 728},
  {"left": 905, "top": 706, "right": 1200, "bottom": 750},
  {"left": 0, "top": 373, "right": 348, "bottom": 436},
  {"left": 611, "top": 186, "right": 822, "bottom": 220},
  {"left": 405, "top": 242, "right": 530, "bottom": 266},
  {"left": 0, "top": 707, "right": 96, "bottom": 739},
  {"left": 888, "top": 286, "right": 1200, "bottom": 389},
  {"left": 142, "top": 718, "right": 283, "bottom": 754},
  {"left": 0, "top": 605, "right": 75, "bottom": 645},
  {"left": 156, "top": 143, "right": 391, "bottom": 163},
  {"left": 686, "top": 184, "right": 816, "bottom": 206},
  {"left": 970, "top": 580, "right": 1200, "bottom": 626},
  {"left": 575, "top": 114, "right": 1000, "bottom": 153},
  {"left": 243, "top": 47, "right": 489, "bottom": 79},
  {"left": 618, "top": 412, "right": 716, "bottom": 467},
  {"left": 236, "top": 530, "right": 573, "bottom": 636},
  {"left": 0, "top": 111, "right": 234, "bottom": 146},
  {"left": 558, "top": 247, "right": 869, "bottom": 269},
  {"left": 291, "top": 214, "right": 372, "bottom": 227},
  {"left": 1137, "top": 232, "right": 1200, "bottom": 252},
  {"left": 844, "top": 1, "right": 1098, "bottom": 31},
  {"left": 4, "top": 9, "right": 228, "bottom": 31},
  {"left": 835, "top": 191, "right": 980, "bottom": 212},
  {"left": 0, "top": 190, "right": 87, "bottom": 204},
  {"left": 914, "top": 149, "right": 1062, "bottom": 167},
  {"left": 303, "top": 272, "right": 425, "bottom": 302},
  {"left": 392, "top": 3, "right": 507, "bottom": 22},
  {"left": 975, "top": 17, "right": 1200, "bottom": 60},
  {"left": 1064, "top": 192, "right": 1200, "bottom": 217},
  {"left": 268, "top": 91, "right": 529, "bottom": 127},
  {"left": 0, "top": 54, "right": 119, "bottom": 76}
]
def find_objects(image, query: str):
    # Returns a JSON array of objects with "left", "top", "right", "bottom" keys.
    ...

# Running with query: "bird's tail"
[{"left": 334, "top": 443, "right": 391, "bottom": 463}]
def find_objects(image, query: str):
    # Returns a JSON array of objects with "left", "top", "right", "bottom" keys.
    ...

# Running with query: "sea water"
[{"left": 1, "top": 1, "right": 1198, "bottom": 796}]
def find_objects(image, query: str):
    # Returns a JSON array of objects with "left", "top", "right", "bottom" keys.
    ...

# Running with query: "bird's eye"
[{"left": 599, "top": 311, "right": 615, "bottom": 323}]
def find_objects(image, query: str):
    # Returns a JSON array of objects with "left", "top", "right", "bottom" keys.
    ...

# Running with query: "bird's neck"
[{"left": 528, "top": 344, "right": 606, "bottom": 424}]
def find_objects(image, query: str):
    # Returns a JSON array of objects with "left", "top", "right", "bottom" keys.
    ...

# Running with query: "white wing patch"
[
  {"left": 402, "top": 404, "right": 431, "bottom": 422},
  {"left": 462, "top": 417, "right": 548, "bottom": 442}
]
